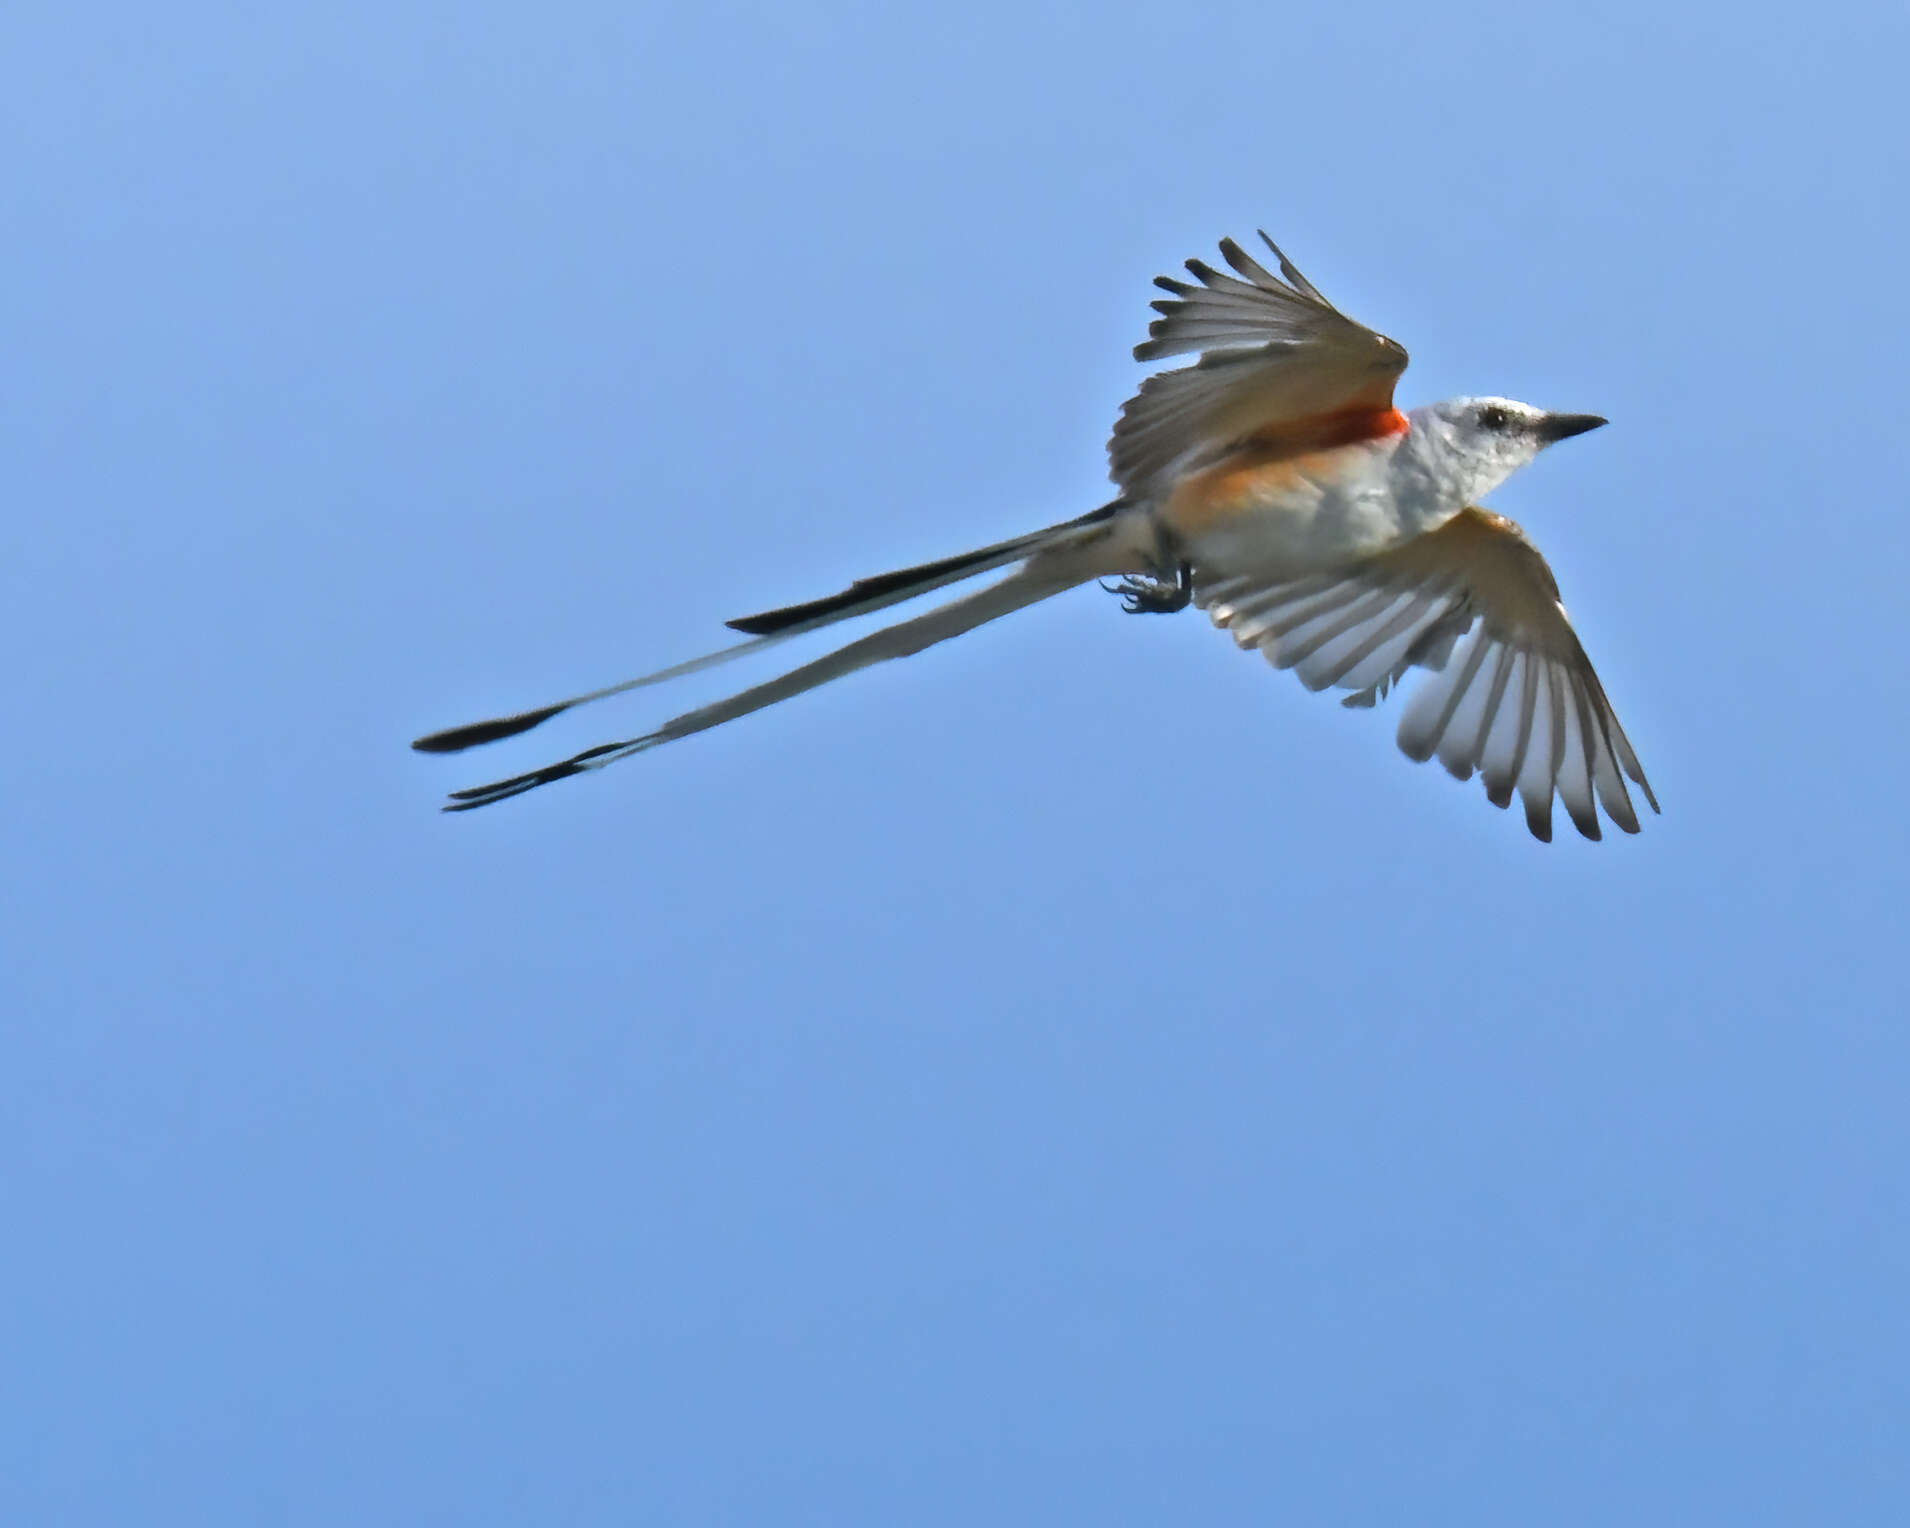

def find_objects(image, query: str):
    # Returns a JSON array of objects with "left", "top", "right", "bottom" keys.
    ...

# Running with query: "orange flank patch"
[{"left": 1162, "top": 406, "right": 1409, "bottom": 537}]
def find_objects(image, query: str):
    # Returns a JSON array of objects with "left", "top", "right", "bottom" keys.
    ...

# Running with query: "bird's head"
[{"left": 1411, "top": 396, "right": 1606, "bottom": 502}]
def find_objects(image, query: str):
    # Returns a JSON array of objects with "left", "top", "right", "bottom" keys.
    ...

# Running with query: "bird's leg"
[{"left": 1102, "top": 554, "right": 1194, "bottom": 615}]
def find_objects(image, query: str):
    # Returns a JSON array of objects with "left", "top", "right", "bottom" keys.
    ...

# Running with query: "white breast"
[{"left": 1160, "top": 433, "right": 1462, "bottom": 581}]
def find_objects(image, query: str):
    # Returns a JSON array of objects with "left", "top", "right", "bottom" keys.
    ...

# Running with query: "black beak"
[{"left": 1536, "top": 412, "right": 1607, "bottom": 444}]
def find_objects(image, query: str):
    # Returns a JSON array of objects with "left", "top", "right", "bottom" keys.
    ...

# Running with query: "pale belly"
[{"left": 1152, "top": 436, "right": 1457, "bottom": 581}]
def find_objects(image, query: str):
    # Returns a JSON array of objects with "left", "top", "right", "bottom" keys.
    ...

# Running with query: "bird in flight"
[{"left": 414, "top": 231, "right": 1655, "bottom": 840}]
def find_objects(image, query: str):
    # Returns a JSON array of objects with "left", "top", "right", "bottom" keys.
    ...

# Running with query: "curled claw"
[{"left": 1102, "top": 562, "right": 1193, "bottom": 615}]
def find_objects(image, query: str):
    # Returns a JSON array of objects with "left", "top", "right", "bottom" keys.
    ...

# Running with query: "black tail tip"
[
  {"left": 411, "top": 703, "right": 569, "bottom": 754},
  {"left": 437, "top": 737, "right": 634, "bottom": 810},
  {"left": 440, "top": 766, "right": 571, "bottom": 810}
]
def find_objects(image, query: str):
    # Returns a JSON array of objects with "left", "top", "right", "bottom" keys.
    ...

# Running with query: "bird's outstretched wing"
[
  {"left": 1199, "top": 508, "right": 1657, "bottom": 841},
  {"left": 1108, "top": 232, "right": 1408, "bottom": 500}
]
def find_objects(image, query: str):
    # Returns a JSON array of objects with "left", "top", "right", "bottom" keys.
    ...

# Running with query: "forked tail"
[{"left": 413, "top": 504, "right": 1138, "bottom": 811}]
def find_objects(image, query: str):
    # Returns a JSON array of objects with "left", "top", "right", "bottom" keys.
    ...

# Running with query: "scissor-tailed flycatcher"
[{"left": 415, "top": 231, "right": 1656, "bottom": 840}]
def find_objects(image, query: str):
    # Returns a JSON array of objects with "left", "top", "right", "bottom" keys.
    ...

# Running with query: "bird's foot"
[{"left": 1102, "top": 562, "right": 1193, "bottom": 615}]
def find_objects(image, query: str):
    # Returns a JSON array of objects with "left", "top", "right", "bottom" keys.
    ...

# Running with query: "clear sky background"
[{"left": 7, "top": 2, "right": 1908, "bottom": 1522}]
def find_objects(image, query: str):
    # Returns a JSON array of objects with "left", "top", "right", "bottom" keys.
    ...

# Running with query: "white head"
[{"left": 1406, "top": 396, "right": 1607, "bottom": 503}]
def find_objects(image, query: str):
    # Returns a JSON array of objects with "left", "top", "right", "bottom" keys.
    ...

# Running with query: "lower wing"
[{"left": 1200, "top": 507, "right": 1657, "bottom": 842}]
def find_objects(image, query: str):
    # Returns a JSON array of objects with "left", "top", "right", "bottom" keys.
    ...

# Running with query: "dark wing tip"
[
  {"left": 412, "top": 703, "right": 570, "bottom": 754},
  {"left": 1218, "top": 237, "right": 1275, "bottom": 286},
  {"left": 1256, "top": 230, "right": 1333, "bottom": 307}
]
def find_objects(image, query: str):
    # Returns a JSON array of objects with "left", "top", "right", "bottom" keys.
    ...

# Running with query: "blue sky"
[{"left": 7, "top": 1, "right": 1909, "bottom": 1522}]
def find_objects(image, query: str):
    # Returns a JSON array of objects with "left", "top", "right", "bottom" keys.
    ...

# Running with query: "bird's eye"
[{"left": 1477, "top": 405, "right": 1512, "bottom": 431}]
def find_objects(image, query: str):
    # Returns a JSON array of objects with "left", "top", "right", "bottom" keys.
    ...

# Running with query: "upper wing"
[
  {"left": 1198, "top": 508, "right": 1658, "bottom": 841},
  {"left": 1107, "top": 232, "right": 1409, "bottom": 501}
]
